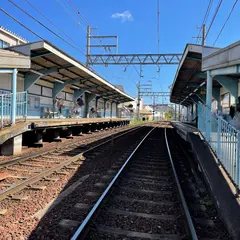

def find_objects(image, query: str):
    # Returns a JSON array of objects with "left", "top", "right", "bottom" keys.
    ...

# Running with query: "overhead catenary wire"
[
  {"left": 61, "top": 0, "right": 139, "bottom": 87},
  {"left": 196, "top": 0, "right": 213, "bottom": 43},
  {"left": 157, "top": 0, "right": 160, "bottom": 54},
  {"left": 23, "top": 0, "right": 86, "bottom": 53},
  {"left": 0, "top": 8, "right": 44, "bottom": 40},
  {"left": 181, "top": 0, "right": 224, "bottom": 104},
  {"left": 64, "top": 0, "right": 89, "bottom": 26},
  {"left": 205, "top": 0, "right": 223, "bottom": 39},
  {"left": 9, "top": 0, "right": 86, "bottom": 55},
  {"left": 57, "top": 0, "right": 138, "bottom": 94},
  {"left": 1, "top": 1, "right": 135, "bottom": 100},
  {"left": 213, "top": 0, "right": 239, "bottom": 46},
  {"left": 55, "top": 0, "right": 81, "bottom": 27}
]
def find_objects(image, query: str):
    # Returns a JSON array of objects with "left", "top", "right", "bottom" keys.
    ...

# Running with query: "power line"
[
  {"left": 57, "top": 0, "right": 108, "bottom": 51},
  {"left": 55, "top": 0, "right": 81, "bottom": 27},
  {"left": 2, "top": 1, "right": 135, "bottom": 98},
  {"left": 62, "top": 1, "right": 139, "bottom": 83},
  {"left": 24, "top": 0, "right": 86, "bottom": 53},
  {"left": 58, "top": 0, "right": 138, "bottom": 94},
  {"left": 205, "top": 0, "right": 223, "bottom": 39},
  {"left": 181, "top": 0, "right": 222, "bottom": 103},
  {"left": 0, "top": 7, "right": 43, "bottom": 40},
  {"left": 196, "top": 0, "right": 213, "bottom": 43},
  {"left": 157, "top": 0, "right": 160, "bottom": 54},
  {"left": 9, "top": 0, "right": 86, "bottom": 55},
  {"left": 202, "top": 0, "right": 213, "bottom": 27},
  {"left": 213, "top": 0, "right": 239, "bottom": 46},
  {"left": 65, "top": 0, "right": 88, "bottom": 26}
]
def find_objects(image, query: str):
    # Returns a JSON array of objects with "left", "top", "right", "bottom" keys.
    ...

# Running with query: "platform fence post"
[
  {"left": 1, "top": 95, "right": 3, "bottom": 128},
  {"left": 217, "top": 116, "right": 221, "bottom": 164},
  {"left": 236, "top": 132, "right": 240, "bottom": 195},
  {"left": 206, "top": 71, "right": 212, "bottom": 142},
  {"left": 11, "top": 69, "right": 17, "bottom": 125},
  {"left": 25, "top": 91, "right": 28, "bottom": 120}
]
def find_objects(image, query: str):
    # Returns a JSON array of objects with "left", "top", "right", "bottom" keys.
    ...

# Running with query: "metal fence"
[
  {"left": 198, "top": 103, "right": 240, "bottom": 190},
  {"left": 0, "top": 91, "right": 27, "bottom": 128}
]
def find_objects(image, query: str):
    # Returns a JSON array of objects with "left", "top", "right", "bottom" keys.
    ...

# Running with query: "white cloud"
[{"left": 111, "top": 11, "right": 133, "bottom": 22}]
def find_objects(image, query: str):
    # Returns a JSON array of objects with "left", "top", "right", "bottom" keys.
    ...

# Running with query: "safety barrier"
[
  {"left": 0, "top": 91, "right": 27, "bottom": 128},
  {"left": 198, "top": 103, "right": 240, "bottom": 190}
]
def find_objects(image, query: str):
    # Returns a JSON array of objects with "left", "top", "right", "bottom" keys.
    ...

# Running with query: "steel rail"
[
  {"left": 71, "top": 127, "right": 156, "bottom": 240},
  {"left": 0, "top": 125, "right": 139, "bottom": 169},
  {"left": 164, "top": 128, "right": 198, "bottom": 240},
  {"left": 0, "top": 126, "right": 146, "bottom": 201}
]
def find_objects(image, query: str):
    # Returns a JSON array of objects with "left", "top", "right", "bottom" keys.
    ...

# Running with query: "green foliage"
[{"left": 165, "top": 111, "right": 172, "bottom": 120}]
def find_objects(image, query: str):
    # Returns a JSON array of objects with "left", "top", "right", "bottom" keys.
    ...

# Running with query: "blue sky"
[{"left": 1, "top": 0, "right": 240, "bottom": 104}]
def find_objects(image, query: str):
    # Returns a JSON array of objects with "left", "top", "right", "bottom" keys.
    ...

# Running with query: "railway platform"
[
  {"left": 171, "top": 121, "right": 198, "bottom": 141},
  {"left": 172, "top": 121, "right": 240, "bottom": 239},
  {"left": 0, "top": 118, "right": 130, "bottom": 156},
  {"left": 170, "top": 40, "right": 240, "bottom": 239}
]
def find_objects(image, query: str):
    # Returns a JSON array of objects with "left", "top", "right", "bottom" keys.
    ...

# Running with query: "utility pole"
[
  {"left": 153, "top": 95, "right": 155, "bottom": 120},
  {"left": 178, "top": 104, "right": 181, "bottom": 121},
  {"left": 137, "top": 80, "right": 140, "bottom": 121},
  {"left": 86, "top": 25, "right": 91, "bottom": 68},
  {"left": 202, "top": 24, "right": 206, "bottom": 46},
  {"left": 192, "top": 24, "right": 206, "bottom": 46},
  {"left": 174, "top": 104, "right": 177, "bottom": 121},
  {"left": 86, "top": 26, "right": 118, "bottom": 68}
]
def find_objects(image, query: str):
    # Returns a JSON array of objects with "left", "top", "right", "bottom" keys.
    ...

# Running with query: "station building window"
[{"left": 0, "top": 40, "right": 10, "bottom": 48}]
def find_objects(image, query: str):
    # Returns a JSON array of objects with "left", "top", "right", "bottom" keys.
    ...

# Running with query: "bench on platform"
[{"left": 41, "top": 107, "right": 58, "bottom": 118}]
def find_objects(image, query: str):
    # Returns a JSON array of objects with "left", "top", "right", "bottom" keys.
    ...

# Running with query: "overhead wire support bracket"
[
  {"left": 89, "top": 45, "right": 117, "bottom": 48},
  {"left": 90, "top": 35, "right": 118, "bottom": 39},
  {"left": 88, "top": 54, "right": 182, "bottom": 65},
  {"left": 139, "top": 92, "right": 170, "bottom": 97}
]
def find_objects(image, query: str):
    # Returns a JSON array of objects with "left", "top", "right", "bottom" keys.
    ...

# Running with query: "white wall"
[{"left": 0, "top": 73, "right": 24, "bottom": 92}]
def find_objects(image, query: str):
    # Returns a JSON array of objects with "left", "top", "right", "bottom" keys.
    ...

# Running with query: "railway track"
[
  {"left": 71, "top": 127, "right": 197, "bottom": 240},
  {"left": 168, "top": 129, "right": 231, "bottom": 239},
  {"left": 1, "top": 124, "right": 156, "bottom": 240},
  {"left": 1, "top": 122, "right": 229, "bottom": 239},
  {"left": 0, "top": 123, "right": 135, "bottom": 169},
  {"left": 0, "top": 125, "right": 144, "bottom": 201}
]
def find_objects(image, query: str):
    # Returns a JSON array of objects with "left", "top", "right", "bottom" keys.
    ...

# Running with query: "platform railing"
[
  {"left": 0, "top": 91, "right": 27, "bottom": 128},
  {"left": 198, "top": 103, "right": 240, "bottom": 191}
]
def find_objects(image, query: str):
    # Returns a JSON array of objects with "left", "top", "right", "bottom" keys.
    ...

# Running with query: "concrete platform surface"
[
  {"left": 0, "top": 122, "right": 29, "bottom": 145},
  {"left": 28, "top": 118, "right": 122, "bottom": 128},
  {"left": 0, "top": 118, "right": 128, "bottom": 145},
  {"left": 171, "top": 121, "right": 198, "bottom": 141}
]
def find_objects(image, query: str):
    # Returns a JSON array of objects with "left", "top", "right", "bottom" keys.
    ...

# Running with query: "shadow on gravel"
[{"left": 28, "top": 127, "right": 151, "bottom": 240}]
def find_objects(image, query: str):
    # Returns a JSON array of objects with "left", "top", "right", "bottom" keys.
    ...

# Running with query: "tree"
[{"left": 165, "top": 111, "right": 172, "bottom": 120}]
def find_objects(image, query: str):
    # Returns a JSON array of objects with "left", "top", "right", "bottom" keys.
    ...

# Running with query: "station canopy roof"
[
  {"left": 202, "top": 40, "right": 240, "bottom": 78},
  {"left": 170, "top": 44, "right": 220, "bottom": 106},
  {"left": 9, "top": 40, "right": 134, "bottom": 103}
]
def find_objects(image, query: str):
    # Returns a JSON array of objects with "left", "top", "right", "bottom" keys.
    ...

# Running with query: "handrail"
[
  {"left": 198, "top": 102, "right": 240, "bottom": 193},
  {"left": 0, "top": 91, "right": 27, "bottom": 128}
]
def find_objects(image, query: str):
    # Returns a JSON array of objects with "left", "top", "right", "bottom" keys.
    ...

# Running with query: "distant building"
[{"left": 114, "top": 85, "right": 125, "bottom": 92}]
